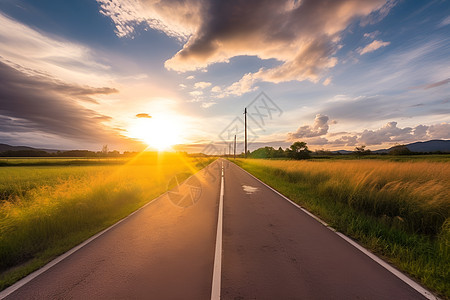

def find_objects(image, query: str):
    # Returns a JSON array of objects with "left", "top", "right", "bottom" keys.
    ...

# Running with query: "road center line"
[{"left": 211, "top": 160, "right": 224, "bottom": 300}]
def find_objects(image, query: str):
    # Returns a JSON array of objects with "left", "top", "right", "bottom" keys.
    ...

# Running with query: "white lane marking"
[
  {"left": 242, "top": 185, "right": 259, "bottom": 194},
  {"left": 232, "top": 162, "right": 438, "bottom": 300},
  {"left": 211, "top": 161, "right": 224, "bottom": 300},
  {"left": 0, "top": 161, "right": 217, "bottom": 300},
  {"left": 238, "top": 167, "right": 329, "bottom": 227}
]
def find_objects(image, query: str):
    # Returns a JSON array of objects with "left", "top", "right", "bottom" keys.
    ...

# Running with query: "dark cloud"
[
  {"left": 164, "top": 0, "right": 388, "bottom": 87},
  {"left": 99, "top": 0, "right": 394, "bottom": 94},
  {"left": 136, "top": 113, "right": 152, "bottom": 118},
  {"left": 0, "top": 61, "right": 127, "bottom": 146}
]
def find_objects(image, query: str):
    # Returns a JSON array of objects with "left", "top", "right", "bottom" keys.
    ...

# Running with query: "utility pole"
[
  {"left": 244, "top": 107, "right": 247, "bottom": 158},
  {"left": 234, "top": 135, "right": 236, "bottom": 160}
]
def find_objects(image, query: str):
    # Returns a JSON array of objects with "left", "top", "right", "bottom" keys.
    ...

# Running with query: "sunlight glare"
[{"left": 129, "top": 116, "right": 181, "bottom": 151}]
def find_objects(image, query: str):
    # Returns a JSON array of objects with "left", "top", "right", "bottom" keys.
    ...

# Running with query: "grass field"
[
  {"left": 0, "top": 153, "right": 214, "bottom": 290},
  {"left": 0, "top": 157, "right": 130, "bottom": 167},
  {"left": 234, "top": 158, "right": 449, "bottom": 298},
  {"left": 310, "top": 154, "right": 450, "bottom": 162}
]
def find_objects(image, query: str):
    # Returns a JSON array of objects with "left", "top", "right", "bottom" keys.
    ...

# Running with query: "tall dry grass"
[{"left": 249, "top": 159, "right": 449, "bottom": 235}]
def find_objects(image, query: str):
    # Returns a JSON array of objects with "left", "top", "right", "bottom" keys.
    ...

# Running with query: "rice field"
[
  {"left": 0, "top": 153, "right": 214, "bottom": 290},
  {"left": 235, "top": 158, "right": 449, "bottom": 298}
]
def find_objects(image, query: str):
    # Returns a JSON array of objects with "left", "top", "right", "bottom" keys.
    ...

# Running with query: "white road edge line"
[
  {"left": 0, "top": 194, "right": 167, "bottom": 300},
  {"left": 211, "top": 160, "right": 224, "bottom": 300},
  {"left": 233, "top": 162, "right": 438, "bottom": 300},
  {"left": 0, "top": 162, "right": 215, "bottom": 300}
]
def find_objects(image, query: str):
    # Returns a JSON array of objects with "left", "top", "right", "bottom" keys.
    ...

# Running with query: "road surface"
[{"left": 1, "top": 159, "right": 430, "bottom": 299}]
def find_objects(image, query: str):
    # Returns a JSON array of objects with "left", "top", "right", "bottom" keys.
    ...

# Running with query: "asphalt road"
[
  {"left": 221, "top": 160, "right": 426, "bottom": 299},
  {"left": 2, "top": 159, "right": 429, "bottom": 299},
  {"left": 3, "top": 161, "right": 222, "bottom": 300}
]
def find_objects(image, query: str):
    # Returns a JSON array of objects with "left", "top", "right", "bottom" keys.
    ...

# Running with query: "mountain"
[
  {"left": 0, "top": 143, "right": 39, "bottom": 152},
  {"left": 334, "top": 140, "right": 450, "bottom": 154},
  {"left": 0, "top": 143, "right": 60, "bottom": 153},
  {"left": 405, "top": 140, "right": 450, "bottom": 153}
]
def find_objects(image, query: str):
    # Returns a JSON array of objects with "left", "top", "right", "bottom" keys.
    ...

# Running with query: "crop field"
[
  {"left": 235, "top": 158, "right": 449, "bottom": 297},
  {"left": 0, "top": 154, "right": 214, "bottom": 290}
]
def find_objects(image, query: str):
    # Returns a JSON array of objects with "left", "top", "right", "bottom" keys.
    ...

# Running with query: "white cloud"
[
  {"left": 352, "top": 122, "right": 450, "bottom": 146},
  {"left": 223, "top": 73, "right": 259, "bottom": 96},
  {"left": 322, "top": 77, "right": 332, "bottom": 86},
  {"left": 96, "top": 0, "right": 202, "bottom": 39},
  {"left": 360, "top": 0, "right": 397, "bottom": 26},
  {"left": 189, "top": 90, "right": 203, "bottom": 97},
  {"left": 358, "top": 40, "right": 391, "bottom": 55},
  {"left": 201, "top": 102, "right": 217, "bottom": 108},
  {"left": 186, "top": 75, "right": 195, "bottom": 80},
  {"left": 0, "top": 13, "right": 111, "bottom": 86},
  {"left": 363, "top": 30, "right": 381, "bottom": 39},
  {"left": 427, "top": 123, "right": 450, "bottom": 139},
  {"left": 331, "top": 135, "right": 358, "bottom": 146},
  {"left": 211, "top": 86, "right": 222, "bottom": 93},
  {"left": 194, "top": 81, "right": 212, "bottom": 89},
  {"left": 286, "top": 118, "right": 450, "bottom": 148},
  {"left": 359, "top": 121, "right": 412, "bottom": 145},
  {"left": 438, "top": 16, "right": 450, "bottom": 28},
  {"left": 288, "top": 114, "right": 330, "bottom": 140}
]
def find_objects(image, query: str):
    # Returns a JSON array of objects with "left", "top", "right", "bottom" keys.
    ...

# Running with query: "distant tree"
[
  {"left": 0, "top": 150, "right": 49, "bottom": 157},
  {"left": 108, "top": 150, "right": 120, "bottom": 157},
  {"left": 287, "top": 141, "right": 311, "bottom": 159},
  {"left": 389, "top": 145, "right": 412, "bottom": 155},
  {"left": 275, "top": 147, "right": 285, "bottom": 158},
  {"left": 58, "top": 150, "right": 97, "bottom": 157},
  {"left": 354, "top": 145, "right": 372, "bottom": 156},
  {"left": 314, "top": 148, "right": 334, "bottom": 156}
]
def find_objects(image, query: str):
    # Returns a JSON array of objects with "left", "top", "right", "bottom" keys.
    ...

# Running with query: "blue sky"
[{"left": 0, "top": 0, "right": 449, "bottom": 153}]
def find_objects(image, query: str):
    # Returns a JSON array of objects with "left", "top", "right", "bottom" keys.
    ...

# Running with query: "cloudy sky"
[{"left": 0, "top": 0, "right": 449, "bottom": 153}]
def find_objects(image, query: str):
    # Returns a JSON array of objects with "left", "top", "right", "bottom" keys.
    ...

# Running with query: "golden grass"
[{"left": 248, "top": 159, "right": 449, "bottom": 234}]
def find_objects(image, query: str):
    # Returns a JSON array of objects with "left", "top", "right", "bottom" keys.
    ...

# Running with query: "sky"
[{"left": 0, "top": 0, "right": 449, "bottom": 153}]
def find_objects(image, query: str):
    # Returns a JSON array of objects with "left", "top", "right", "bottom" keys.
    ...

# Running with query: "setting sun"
[{"left": 128, "top": 116, "right": 181, "bottom": 151}]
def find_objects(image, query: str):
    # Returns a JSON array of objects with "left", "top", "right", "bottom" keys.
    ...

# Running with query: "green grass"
[
  {"left": 0, "top": 157, "right": 132, "bottom": 167},
  {"left": 0, "top": 154, "right": 215, "bottom": 290},
  {"left": 234, "top": 158, "right": 449, "bottom": 299}
]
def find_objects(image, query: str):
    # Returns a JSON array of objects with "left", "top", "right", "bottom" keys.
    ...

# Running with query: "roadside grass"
[
  {"left": 0, "top": 153, "right": 215, "bottom": 290},
  {"left": 0, "top": 157, "right": 130, "bottom": 167},
  {"left": 309, "top": 154, "right": 450, "bottom": 162},
  {"left": 234, "top": 159, "right": 449, "bottom": 299}
]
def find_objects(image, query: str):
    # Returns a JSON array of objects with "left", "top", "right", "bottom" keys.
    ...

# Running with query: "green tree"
[
  {"left": 354, "top": 145, "right": 371, "bottom": 156},
  {"left": 389, "top": 145, "right": 412, "bottom": 155},
  {"left": 287, "top": 141, "right": 311, "bottom": 159}
]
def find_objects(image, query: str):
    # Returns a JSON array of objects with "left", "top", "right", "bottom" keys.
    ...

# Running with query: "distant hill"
[
  {"left": 335, "top": 150, "right": 353, "bottom": 154},
  {"left": 0, "top": 143, "right": 59, "bottom": 153},
  {"left": 404, "top": 140, "right": 450, "bottom": 153},
  {"left": 0, "top": 143, "right": 38, "bottom": 152},
  {"left": 334, "top": 140, "right": 450, "bottom": 154}
]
